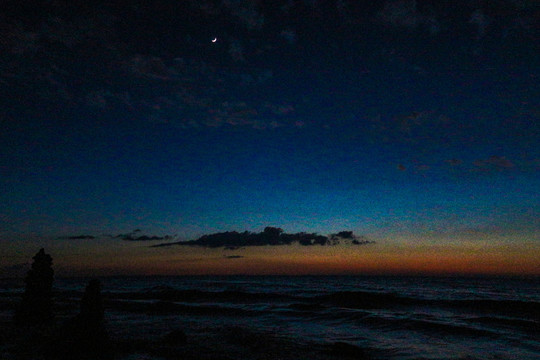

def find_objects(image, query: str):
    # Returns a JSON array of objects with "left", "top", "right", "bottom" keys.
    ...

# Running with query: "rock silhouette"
[
  {"left": 330, "top": 341, "right": 370, "bottom": 359},
  {"left": 15, "top": 248, "right": 54, "bottom": 325},
  {"left": 53, "top": 279, "right": 112, "bottom": 360},
  {"left": 162, "top": 329, "right": 187, "bottom": 345},
  {"left": 78, "top": 279, "right": 105, "bottom": 327}
]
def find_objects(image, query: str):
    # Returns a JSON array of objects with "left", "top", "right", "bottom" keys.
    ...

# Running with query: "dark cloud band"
[{"left": 151, "top": 227, "right": 374, "bottom": 248}]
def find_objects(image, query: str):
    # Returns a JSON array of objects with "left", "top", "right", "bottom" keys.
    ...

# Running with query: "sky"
[{"left": 1, "top": 0, "right": 539, "bottom": 276}]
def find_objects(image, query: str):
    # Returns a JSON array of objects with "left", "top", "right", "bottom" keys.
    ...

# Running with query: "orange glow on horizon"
[
  {"left": 53, "top": 241, "right": 540, "bottom": 277},
  {"left": 3, "top": 237, "right": 538, "bottom": 277}
]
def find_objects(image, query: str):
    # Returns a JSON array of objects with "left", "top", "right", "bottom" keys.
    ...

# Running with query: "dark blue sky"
[{"left": 0, "top": 0, "right": 538, "bottom": 274}]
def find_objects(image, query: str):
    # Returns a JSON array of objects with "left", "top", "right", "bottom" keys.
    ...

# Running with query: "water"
[{"left": 3, "top": 275, "right": 539, "bottom": 359}]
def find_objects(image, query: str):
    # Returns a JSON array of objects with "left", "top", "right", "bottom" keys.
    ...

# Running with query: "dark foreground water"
[{"left": 2, "top": 275, "right": 539, "bottom": 359}]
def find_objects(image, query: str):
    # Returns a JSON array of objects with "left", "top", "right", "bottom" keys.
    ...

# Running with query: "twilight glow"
[{"left": 0, "top": 0, "right": 538, "bottom": 277}]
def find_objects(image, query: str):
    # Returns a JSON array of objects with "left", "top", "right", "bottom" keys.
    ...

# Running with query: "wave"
[
  {"left": 436, "top": 299, "right": 540, "bottom": 321},
  {"left": 466, "top": 316, "right": 540, "bottom": 334},
  {"left": 314, "top": 291, "right": 415, "bottom": 308},
  {"left": 287, "top": 303, "right": 327, "bottom": 311},
  {"left": 87, "top": 288, "right": 540, "bottom": 321},
  {"left": 106, "top": 289, "right": 412, "bottom": 307},
  {"left": 362, "top": 315, "right": 499, "bottom": 337},
  {"left": 312, "top": 291, "right": 540, "bottom": 321},
  {"left": 106, "top": 299, "right": 262, "bottom": 317},
  {"left": 313, "top": 291, "right": 540, "bottom": 314},
  {"left": 106, "top": 288, "right": 298, "bottom": 303},
  {"left": 105, "top": 297, "right": 507, "bottom": 340},
  {"left": 9, "top": 284, "right": 539, "bottom": 327}
]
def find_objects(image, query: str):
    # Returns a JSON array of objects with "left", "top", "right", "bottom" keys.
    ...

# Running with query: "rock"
[
  {"left": 330, "top": 341, "right": 369, "bottom": 359},
  {"left": 163, "top": 329, "right": 187, "bottom": 345},
  {"left": 78, "top": 279, "right": 104, "bottom": 326},
  {"left": 15, "top": 248, "right": 54, "bottom": 325},
  {"left": 50, "top": 279, "right": 112, "bottom": 360}
]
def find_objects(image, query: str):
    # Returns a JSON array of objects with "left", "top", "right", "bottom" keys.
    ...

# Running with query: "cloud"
[
  {"left": 85, "top": 89, "right": 134, "bottom": 110},
  {"left": 0, "top": 3, "right": 290, "bottom": 131},
  {"left": 469, "top": 9, "right": 491, "bottom": 39},
  {"left": 331, "top": 231, "right": 354, "bottom": 239},
  {"left": 302, "top": 0, "right": 321, "bottom": 10},
  {"left": 473, "top": 156, "right": 515, "bottom": 172},
  {"left": 378, "top": 0, "right": 420, "bottom": 28},
  {"left": 228, "top": 39, "right": 245, "bottom": 62},
  {"left": 331, "top": 231, "right": 375, "bottom": 245},
  {"left": 280, "top": 1, "right": 295, "bottom": 14},
  {"left": 127, "top": 56, "right": 293, "bottom": 130},
  {"left": 4, "top": 0, "right": 532, "bottom": 136},
  {"left": 187, "top": 0, "right": 264, "bottom": 29},
  {"left": 352, "top": 238, "right": 373, "bottom": 245},
  {"left": 223, "top": 0, "right": 265, "bottom": 30},
  {"left": 415, "top": 164, "right": 430, "bottom": 172},
  {"left": 128, "top": 55, "right": 172, "bottom": 80},
  {"left": 151, "top": 227, "right": 374, "bottom": 248},
  {"left": 368, "top": 110, "right": 487, "bottom": 154},
  {"left": 336, "top": 0, "right": 351, "bottom": 21},
  {"left": 376, "top": 0, "right": 440, "bottom": 34},
  {"left": 280, "top": 29, "right": 297, "bottom": 44},
  {"left": 85, "top": 90, "right": 110, "bottom": 109},
  {"left": 2, "top": 22, "right": 40, "bottom": 55},
  {"left": 60, "top": 235, "right": 96, "bottom": 240},
  {"left": 121, "top": 235, "right": 174, "bottom": 241},
  {"left": 265, "top": 103, "right": 295, "bottom": 115},
  {"left": 446, "top": 159, "right": 463, "bottom": 166},
  {"left": 58, "top": 230, "right": 175, "bottom": 241},
  {"left": 113, "top": 229, "right": 175, "bottom": 241},
  {"left": 188, "top": 1, "right": 220, "bottom": 16},
  {"left": 397, "top": 155, "right": 523, "bottom": 178}
]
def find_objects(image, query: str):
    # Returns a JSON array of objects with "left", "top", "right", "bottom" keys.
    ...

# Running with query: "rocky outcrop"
[
  {"left": 15, "top": 249, "right": 54, "bottom": 325},
  {"left": 52, "top": 279, "right": 112, "bottom": 360}
]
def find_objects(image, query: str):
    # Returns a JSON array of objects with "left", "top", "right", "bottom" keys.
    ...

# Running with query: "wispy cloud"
[
  {"left": 1, "top": 0, "right": 535, "bottom": 134},
  {"left": 473, "top": 156, "right": 515, "bottom": 172},
  {"left": 280, "top": 29, "right": 297, "bottom": 44},
  {"left": 128, "top": 55, "right": 173, "bottom": 80},
  {"left": 228, "top": 39, "right": 246, "bottom": 62},
  {"left": 376, "top": 0, "right": 440, "bottom": 35},
  {"left": 446, "top": 159, "right": 463, "bottom": 167},
  {"left": 223, "top": 0, "right": 265, "bottom": 30},
  {"left": 469, "top": 9, "right": 491, "bottom": 39},
  {"left": 58, "top": 230, "right": 176, "bottom": 241}
]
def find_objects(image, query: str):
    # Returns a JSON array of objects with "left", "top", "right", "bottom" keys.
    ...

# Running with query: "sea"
[{"left": 1, "top": 275, "right": 539, "bottom": 359}]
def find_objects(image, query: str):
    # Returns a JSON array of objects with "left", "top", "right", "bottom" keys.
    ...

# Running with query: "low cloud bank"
[
  {"left": 113, "top": 229, "right": 174, "bottom": 241},
  {"left": 61, "top": 235, "right": 96, "bottom": 240},
  {"left": 151, "top": 227, "right": 374, "bottom": 248},
  {"left": 60, "top": 229, "right": 175, "bottom": 241}
]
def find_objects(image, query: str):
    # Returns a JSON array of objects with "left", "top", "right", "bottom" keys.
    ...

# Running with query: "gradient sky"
[{"left": 1, "top": 0, "right": 539, "bottom": 276}]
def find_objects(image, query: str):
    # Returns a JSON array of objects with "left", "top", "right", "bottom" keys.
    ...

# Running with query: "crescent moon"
[{"left": 212, "top": 38, "right": 217, "bottom": 43}]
